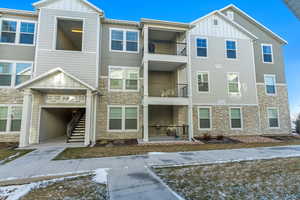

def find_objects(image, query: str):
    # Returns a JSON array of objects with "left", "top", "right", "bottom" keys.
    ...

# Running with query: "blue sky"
[{"left": 2, "top": 0, "right": 300, "bottom": 119}]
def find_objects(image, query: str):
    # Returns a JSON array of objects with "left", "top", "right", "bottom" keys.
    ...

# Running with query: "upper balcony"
[{"left": 141, "top": 18, "right": 191, "bottom": 64}]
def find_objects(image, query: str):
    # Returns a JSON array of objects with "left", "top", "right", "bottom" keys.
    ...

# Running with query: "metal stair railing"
[{"left": 67, "top": 110, "right": 85, "bottom": 142}]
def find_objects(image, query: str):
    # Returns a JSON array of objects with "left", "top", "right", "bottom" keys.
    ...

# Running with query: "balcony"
[
  {"left": 145, "top": 29, "right": 188, "bottom": 64},
  {"left": 144, "top": 71, "right": 189, "bottom": 105}
]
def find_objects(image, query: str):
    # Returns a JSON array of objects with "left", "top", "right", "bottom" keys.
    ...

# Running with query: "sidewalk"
[{"left": 1, "top": 145, "right": 300, "bottom": 199}]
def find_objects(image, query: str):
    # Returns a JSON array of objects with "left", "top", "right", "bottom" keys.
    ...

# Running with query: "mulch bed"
[
  {"left": 95, "top": 139, "right": 138, "bottom": 147},
  {"left": 229, "top": 136, "right": 281, "bottom": 143},
  {"left": 194, "top": 137, "right": 241, "bottom": 144},
  {"left": 262, "top": 135, "right": 300, "bottom": 142},
  {"left": 0, "top": 143, "right": 18, "bottom": 150}
]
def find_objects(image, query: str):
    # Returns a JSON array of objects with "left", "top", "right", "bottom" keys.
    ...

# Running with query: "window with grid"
[
  {"left": 10, "top": 106, "right": 22, "bottom": 132},
  {"left": 268, "top": 108, "right": 279, "bottom": 128},
  {"left": 1, "top": 20, "right": 17, "bottom": 43},
  {"left": 111, "top": 30, "right": 124, "bottom": 51},
  {"left": 0, "top": 107, "right": 8, "bottom": 132},
  {"left": 262, "top": 44, "right": 273, "bottom": 63},
  {"left": 0, "top": 63, "right": 12, "bottom": 86},
  {"left": 125, "top": 70, "right": 138, "bottom": 90},
  {"left": 196, "top": 38, "right": 207, "bottom": 57},
  {"left": 126, "top": 31, "right": 138, "bottom": 52},
  {"left": 227, "top": 73, "right": 240, "bottom": 94},
  {"left": 230, "top": 108, "right": 242, "bottom": 129},
  {"left": 109, "top": 67, "right": 139, "bottom": 91},
  {"left": 125, "top": 107, "right": 138, "bottom": 130},
  {"left": 20, "top": 22, "right": 35, "bottom": 44},
  {"left": 226, "top": 40, "right": 237, "bottom": 59},
  {"left": 108, "top": 106, "right": 138, "bottom": 131},
  {"left": 198, "top": 72, "right": 209, "bottom": 92},
  {"left": 109, "top": 107, "right": 122, "bottom": 130},
  {"left": 199, "top": 108, "right": 211, "bottom": 129},
  {"left": 111, "top": 29, "right": 139, "bottom": 52},
  {"left": 264, "top": 75, "right": 276, "bottom": 95}
]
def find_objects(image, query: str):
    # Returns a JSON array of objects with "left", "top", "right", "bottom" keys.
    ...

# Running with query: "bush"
[
  {"left": 216, "top": 135, "right": 224, "bottom": 140},
  {"left": 202, "top": 133, "right": 211, "bottom": 141}
]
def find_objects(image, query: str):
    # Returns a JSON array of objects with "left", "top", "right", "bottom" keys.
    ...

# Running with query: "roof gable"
[
  {"left": 220, "top": 4, "right": 287, "bottom": 44},
  {"left": 191, "top": 11, "right": 258, "bottom": 40},
  {"left": 33, "top": 0, "right": 103, "bottom": 15},
  {"left": 16, "top": 68, "right": 96, "bottom": 91}
]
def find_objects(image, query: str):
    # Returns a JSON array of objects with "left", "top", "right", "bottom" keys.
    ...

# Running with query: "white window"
[
  {"left": 267, "top": 108, "right": 279, "bottom": 128},
  {"left": 0, "top": 19, "right": 36, "bottom": 45},
  {"left": 226, "top": 11, "right": 234, "bottom": 20},
  {"left": 0, "top": 105, "right": 22, "bottom": 133},
  {"left": 196, "top": 38, "right": 208, "bottom": 57},
  {"left": 198, "top": 107, "right": 211, "bottom": 130},
  {"left": 264, "top": 75, "right": 276, "bottom": 95},
  {"left": 262, "top": 44, "right": 273, "bottom": 63},
  {"left": 197, "top": 72, "right": 209, "bottom": 92},
  {"left": 227, "top": 73, "right": 240, "bottom": 95},
  {"left": 0, "top": 61, "right": 33, "bottom": 87},
  {"left": 110, "top": 29, "right": 139, "bottom": 52},
  {"left": 230, "top": 108, "right": 242, "bottom": 129},
  {"left": 226, "top": 40, "right": 237, "bottom": 59},
  {"left": 108, "top": 106, "right": 138, "bottom": 131},
  {"left": 109, "top": 67, "right": 139, "bottom": 92},
  {"left": 20, "top": 22, "right": 35, "bottom": 44},
  {"left": 0, "top": 20, "right": 17, "bottom": 43}
]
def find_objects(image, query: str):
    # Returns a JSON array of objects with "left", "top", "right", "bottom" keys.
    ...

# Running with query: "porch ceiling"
[{"left": 149, "top": 60, "right": 185, "bottom": 71}]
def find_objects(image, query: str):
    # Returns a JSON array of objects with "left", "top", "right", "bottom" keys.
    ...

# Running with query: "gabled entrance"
[{"left": 16, "top": 68, "right": 98, "bottom": 147}]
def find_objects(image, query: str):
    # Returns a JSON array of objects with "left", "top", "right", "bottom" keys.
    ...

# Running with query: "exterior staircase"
[{"left": 67, "top": 111, "right": 86, "bottom": 143}]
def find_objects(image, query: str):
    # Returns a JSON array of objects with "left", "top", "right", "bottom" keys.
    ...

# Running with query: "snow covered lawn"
[
  {"left": 154, "top": 157, "right": 300, "bottom": 200},
  {"left": 0, "top": 169, "right": 109, "bottom": 200}
]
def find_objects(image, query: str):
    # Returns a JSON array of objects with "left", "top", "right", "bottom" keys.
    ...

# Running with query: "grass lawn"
[
  {"left": 54, "top": 141, "right": 300, "bottom": 160},
  {"left": 0, "top": 175, "right": 108, "bottom": 200},
  {"left": 22, "top": 175, "right": 107, "bottom": 200},
  {"left": 154, "top": 157, "right": 300, "bottom": 200},
  {"left": 0, "top": 143, "right": 33, "bottom": 164}
]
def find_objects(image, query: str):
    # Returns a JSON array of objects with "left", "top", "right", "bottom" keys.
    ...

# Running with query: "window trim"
[
  {"left": 225, "top": 39, "right": 238, "bottom": 60},
  {"left": 267, "top": 107, "right": 280, "bottom": 129},
  {"left": 264, "top": 74, "right": 277, "bottom": 96},
  {"left": 229, "top": 107, "right": 243, "bottom": 130},
  {"left": 195, "top": 37, "right": 208, "bottom": 58},
  {"left": 0, "top": 18, "right": 37, "bottom": 46},
  {"left": 0, "top": 104, "right": 22, "bottom": 134},
  {"left": 227, "top": 72, "right": 241, "bottom": 96},
  {"left": 198, "top": 106, "right": 212, "bottom": 130},
  {"left": 53, "top": 16, "right": 85, "bottom": 52},
  {"left": 197, "top": 71, "right": 210, "bottom": 93},
  {"left": 108, "top": 66, "right": 140, "bottom": 92},
  {"left": 261, "top": 43, "right": 274, "bottom": 64},
  {"left": 109, "top": 28, "right": 139, "bottom": 53},
  {"left": 107, "top": 105, "right": 139, "bottom": 132},
  {"left": 0, "top": 60, "right": 34, "bottom": 88}
]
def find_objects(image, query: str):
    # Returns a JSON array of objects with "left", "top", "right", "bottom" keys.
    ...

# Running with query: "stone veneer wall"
[
  {"left": 0, "top": 89, "right": 24, "bottom": 142},
  {"left": 257, "top": 85, "right": 291, "bottom": 135},
  {"left": 193, "top": 105, "right": 260, "bottom": 137},
  {"left": 96, "top": 79, "right": 143, "bottom": 140}
]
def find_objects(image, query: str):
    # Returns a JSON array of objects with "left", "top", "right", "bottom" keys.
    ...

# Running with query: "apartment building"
[{"left": 0, "top": 0, "right": 291, "bottom": 147}]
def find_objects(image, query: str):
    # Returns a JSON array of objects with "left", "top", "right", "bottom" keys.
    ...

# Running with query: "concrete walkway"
[{"left": 1, "top": 145, "right": 300, "bottom": 199}]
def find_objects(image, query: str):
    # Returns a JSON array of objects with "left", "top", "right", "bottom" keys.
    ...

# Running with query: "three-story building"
[{"left": 0, "top": 0, "right": 291, "bottom": 147}]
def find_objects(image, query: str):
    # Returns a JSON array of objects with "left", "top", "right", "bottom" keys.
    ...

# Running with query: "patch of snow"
[
  {"left": 0, "top": 152, "right": 20, "bottom": 165},
  {"left": 93, "top": 168, "right": 109, "bottom": 184},
  {"left": 148, "top": 152, "right": 167, "bottom": 155}
]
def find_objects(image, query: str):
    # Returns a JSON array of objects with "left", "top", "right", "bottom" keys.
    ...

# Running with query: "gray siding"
[
  {"left": 222, "top": 8, "right": 286, "bottom": 83},
  {"left": 100, "top": 23, "right": 142, "bottom": 76},
  {"left": 35, "top": 8, "right": 99, "bottom": 87},
  {"left": 190, "top": 35, "right": 258, "bottom": 105},
  {"left": 0, "top": 13, "right": 36, "bottom": 61}
]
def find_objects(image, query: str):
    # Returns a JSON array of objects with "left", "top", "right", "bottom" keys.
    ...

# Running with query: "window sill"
[
  {"left": 110, "top": 49, "right": 139, "bottom": 54},
  {"left": 0, "top": 42, "right": 35, "bottom": 47}
]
